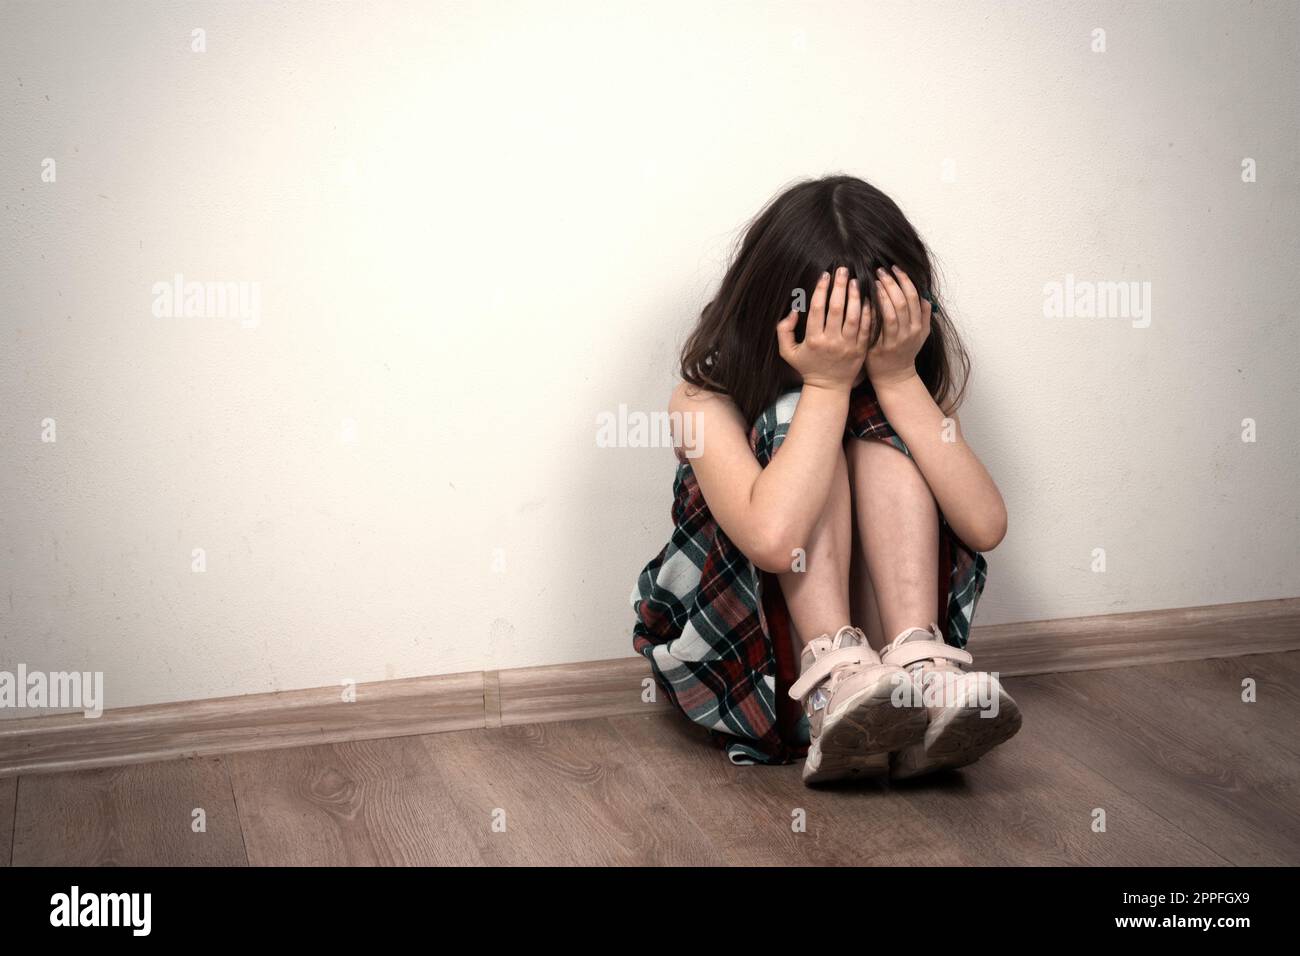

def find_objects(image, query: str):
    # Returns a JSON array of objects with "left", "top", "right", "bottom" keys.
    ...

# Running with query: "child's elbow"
[
  {"left": 746, "top": 529, "right": 799, "bottom": 574},
  {"left": 966, "top": 509, "right": 1008, "bottom": 553},
  {"left": 749, "top": 545, "right": 794, "bottom": 575}
]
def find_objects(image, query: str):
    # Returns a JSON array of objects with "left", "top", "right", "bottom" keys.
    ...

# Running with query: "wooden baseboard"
[
  {"left": 2, "top": 597, "right": 1297, "bottom": 778},
  {"left": 955, "top": 596, "right": 1300, "bottom": 676},
  {"left": 0, "top": 672, "right": 488, "bottom": 779}
]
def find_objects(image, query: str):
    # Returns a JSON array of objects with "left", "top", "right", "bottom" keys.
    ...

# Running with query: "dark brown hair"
[{"left": 680, "top": 175, "right": 970, "bottom": 426}]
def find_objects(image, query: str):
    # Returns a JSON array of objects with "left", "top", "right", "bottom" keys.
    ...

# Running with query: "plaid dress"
[{"left": 630, "top": 381, "right": 988, "bottom": 765}]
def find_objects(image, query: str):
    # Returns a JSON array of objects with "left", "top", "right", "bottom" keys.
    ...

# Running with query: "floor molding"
[
  {"left": 0, "top": 672, "right": 488, "bottom": 779},
  {"left": 967, "top": 596, "right": 1300, "bottom": 675},
  {"left": 2, "top": 597, "right": 1297, "bottom": 778}
]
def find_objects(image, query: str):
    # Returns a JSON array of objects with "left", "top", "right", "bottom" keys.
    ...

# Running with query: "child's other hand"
[
  {"left": 866, "top": 266, "right": 930, "bottom": 389},
  {"left": 776, "top": 267, "right": 869, "bottom": 392}
]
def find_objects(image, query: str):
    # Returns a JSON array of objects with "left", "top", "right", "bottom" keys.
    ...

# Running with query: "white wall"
[{"left": 2, "top": 0, "right": 1297, "bottom": 714}]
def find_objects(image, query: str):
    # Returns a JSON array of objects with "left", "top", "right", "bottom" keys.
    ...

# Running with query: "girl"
[{"left": 631, "top": 175, "right": 1021, "bottom": 785}]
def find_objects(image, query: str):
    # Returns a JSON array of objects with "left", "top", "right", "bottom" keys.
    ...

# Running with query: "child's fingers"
[
  {"left": 877, "top": 268, "right": 910, "bottom": 329},
  {"left": 874, "top": 275, "right": 899, "bottom": 344},
  {"left": 858, "top": 294, "right": 874, "bottom": 349},
  {"left": 775, "top": 308, "right": 799, "bottom": 358},
  {"left": 807, "top": 271, "right": 831, "bottom": 338},
  {"left": 843, "top": 277, "right": 862, "bottom": 340},
  {"left": 891, "top": 266, "right": 923, "bottom": 333},
  {"left": 826, "top": 267, "right": 848, "bottom": 335}
]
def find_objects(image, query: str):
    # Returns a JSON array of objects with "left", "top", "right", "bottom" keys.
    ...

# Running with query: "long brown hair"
[{"left": 680, "top": 175, "right": 970, "bottom": 427}]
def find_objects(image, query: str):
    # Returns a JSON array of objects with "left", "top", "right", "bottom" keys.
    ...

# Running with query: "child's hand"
[
  {"left": 866, "top": 266, "right": 930, "bottom": 389},
  {"left": 776, "top": 267, "right": 869, "bottom": 392}
]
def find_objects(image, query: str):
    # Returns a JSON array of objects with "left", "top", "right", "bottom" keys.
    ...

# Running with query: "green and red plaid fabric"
[{"left": 631, "top": 381, "right": 988, "bottom": 765}]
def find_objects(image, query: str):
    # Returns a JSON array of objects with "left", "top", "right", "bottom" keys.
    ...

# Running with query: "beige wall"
[{"left": 1, "top": 0, "right": 1298, "bottom": 714}]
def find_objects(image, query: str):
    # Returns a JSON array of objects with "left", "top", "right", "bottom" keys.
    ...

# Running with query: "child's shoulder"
[
  {"left": 668, "top": 383, "right": 756, "bottom": 458},
  {"left": 669, "top": 381, "right": 736, "bottom": 417}
]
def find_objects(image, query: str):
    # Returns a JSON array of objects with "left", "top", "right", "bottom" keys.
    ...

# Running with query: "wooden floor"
[{"left": 4, "top": 652, "right": 1298, "bottom": 866}]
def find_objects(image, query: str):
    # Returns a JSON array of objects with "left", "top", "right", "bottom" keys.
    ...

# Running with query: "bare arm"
[
  {"left": 674, "top": 383, "right": 850, "bottom": 572},
  {"left": 868, "top": 267, "right": 1008, "bottom": 552},
  {"left": 674, "top": 268, "right": 868, "bottom": 573}
]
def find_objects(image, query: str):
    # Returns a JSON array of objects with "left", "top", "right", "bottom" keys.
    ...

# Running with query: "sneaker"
[
  {"left": 881, "top": 625, "right": 1022, "bottom": 779},
  {"left": 788, "top": 625, "right": 928, "bottom": 785}
]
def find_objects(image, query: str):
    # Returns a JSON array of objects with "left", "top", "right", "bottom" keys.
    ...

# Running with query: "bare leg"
[
  {"left": 845, "top": 439, "right": 1023, "bottom": 779},
  {"left": 849, "top": 556, "right": 885, "bottom": 650},
  {"left": 846, "top": 438, "right": 939, "bottom": 642},
  {"left": 776, "top": 448, "right": 853, "bottom": 649}
]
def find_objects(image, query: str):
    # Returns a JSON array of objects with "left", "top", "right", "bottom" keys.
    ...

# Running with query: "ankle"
[{"left": 887, "top": 623, "right": 939, "bottom": 645}]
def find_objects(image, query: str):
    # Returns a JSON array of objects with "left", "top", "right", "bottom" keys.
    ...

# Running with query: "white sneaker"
[
  {"left": 880, "top": 625, "right": 1023, "bottom": 779},
  {"left": 788, "top": 626, "right": 927, "bottom": 785}
]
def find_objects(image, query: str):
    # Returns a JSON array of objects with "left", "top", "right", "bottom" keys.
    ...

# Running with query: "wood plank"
[
  {"left": 227, "top": 736, "right": 486, "bottom": 866},
  {"left": 1245, "top": 650, "right": 1300, "bottom": 715},
  {"left": 1010, "top": 660, "right": 1300, "bottom": 865},
  {"left": 0, "top": 777, "right": 14, "bottom": 866},
  {"left": 11, "top": 756, "right": 245, "bottom": 866},
  {"left": 1122, "top": 652, "right": 1300, "bottom": 760},
  {"left": 613, "top": 696, "right": 1225, "bottom": 866},
  {"left": 610, "top": 712, "right": 976, "bottom": 866},
  {"left": 423, "top": 719, "right": 720, "bottom": 865},
  {"left": 888, "top": 678, "right": 1229, "bottom": 866},
  {"left": 0, "top": 670, "right": 486, "bottom": 778},
  {"left": 496, "top": 658, "right": 669, "bottom": 726}
]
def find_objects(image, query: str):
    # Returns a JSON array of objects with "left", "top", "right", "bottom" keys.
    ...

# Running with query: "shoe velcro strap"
[
  {"left": 881, "top": 640, "right": 973, "bottom": 669},
  {"left": 787, "top": 646, "right": 870, "bottom": 701}
]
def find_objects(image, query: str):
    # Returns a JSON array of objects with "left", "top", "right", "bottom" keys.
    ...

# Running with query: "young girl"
[{"left": 631, "top": 175, "right": 1021, "bottom": 785}]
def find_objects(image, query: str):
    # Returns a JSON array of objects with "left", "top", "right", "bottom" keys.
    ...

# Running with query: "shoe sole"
[
  {"left": 890, "top": 689, "right": 1023, "bottom": 780},
  {"left": 802, "top": 679, "right": 928, "bottom": 785}
]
